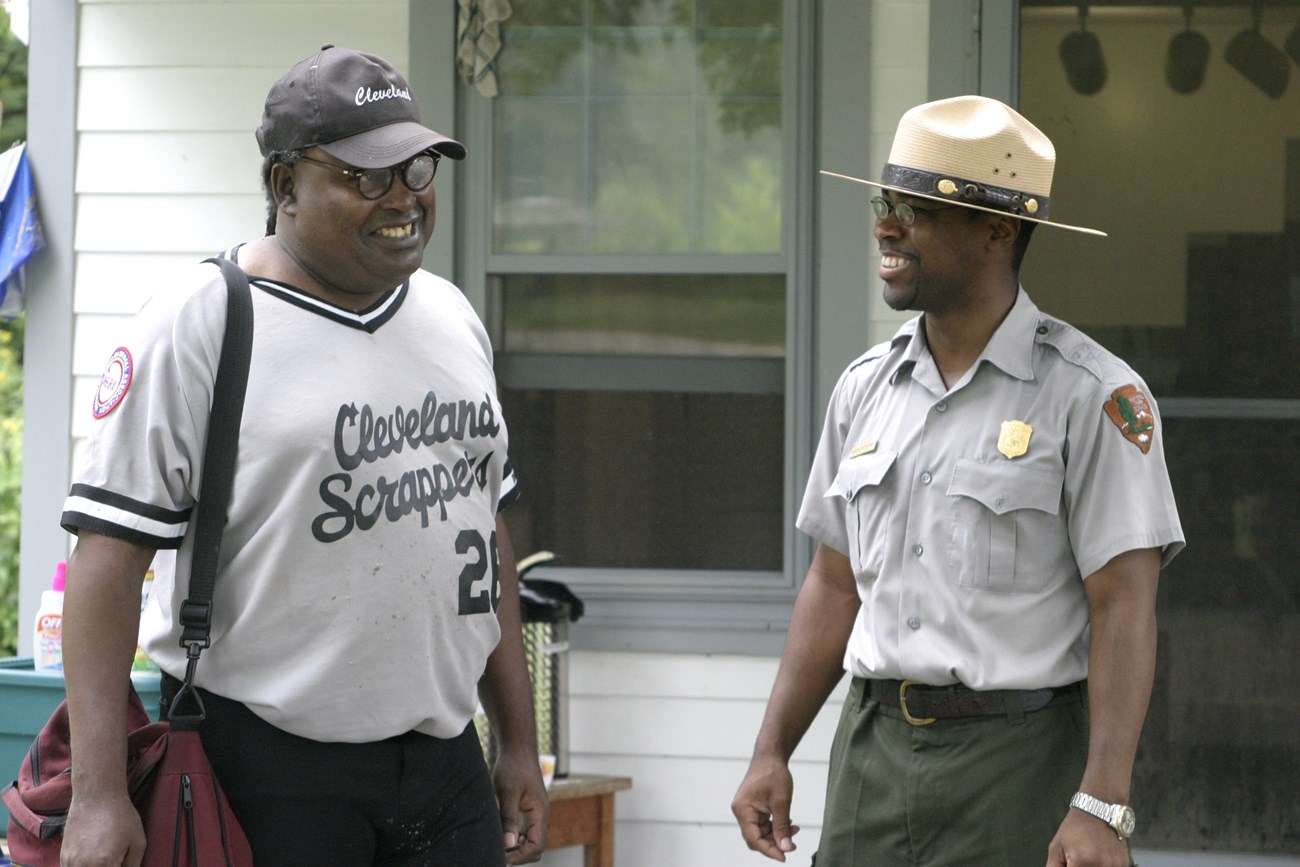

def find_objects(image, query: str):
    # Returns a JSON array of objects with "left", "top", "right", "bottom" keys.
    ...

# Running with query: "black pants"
[{"left": 160, "top": 674, "right": 505, "bottom": 867}]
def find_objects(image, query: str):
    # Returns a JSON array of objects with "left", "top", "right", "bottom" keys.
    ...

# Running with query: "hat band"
[{"left": 881, "top": 163, "right": 1051, "bottom": 219}]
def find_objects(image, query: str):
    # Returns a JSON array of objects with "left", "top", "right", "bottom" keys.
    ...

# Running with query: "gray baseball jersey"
[
  {"left": 63, "top": 251, "right": 517, "bottom": 742},
  {"left": 798, "top": 289, "right": 1184, "bottom": 690}
]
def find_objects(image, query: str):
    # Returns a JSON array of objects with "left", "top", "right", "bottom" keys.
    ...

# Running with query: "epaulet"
[
  {"left": 1032, "top": 316, "right": 1118, "bottom": 383},
  {"left": 846, "top": 338, "right": 894, "bottom": 374}
]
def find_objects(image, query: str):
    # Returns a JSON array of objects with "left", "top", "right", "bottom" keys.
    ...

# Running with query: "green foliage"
[
  {"left": 0, "top": 7, "right": 26, "bottom": 149},
  {"left": 0, "top": 8, "right": 28, "bottom": 657},
  {"left": 0, "top": 316, "right": 21, "bottom": 657}
]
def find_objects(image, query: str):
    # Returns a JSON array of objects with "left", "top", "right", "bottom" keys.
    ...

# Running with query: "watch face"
[{"left": 1117, "top": 806, "right": 1136, "bottom": 838}]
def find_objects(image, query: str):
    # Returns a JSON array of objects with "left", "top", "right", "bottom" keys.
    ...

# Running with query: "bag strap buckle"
[{"left": 167, "top": 641, "right": 208, "bottom": 727}]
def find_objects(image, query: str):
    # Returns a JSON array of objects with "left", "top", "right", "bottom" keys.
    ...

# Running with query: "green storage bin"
[{"left": 0, "top": 657, "right": 161, "bottom": 829}]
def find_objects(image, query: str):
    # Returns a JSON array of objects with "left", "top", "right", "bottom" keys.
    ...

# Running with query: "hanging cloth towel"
[
  {"left": 0, "top": 142, "right": 45, "bottom": 320},
  {"left": 457, "top": 0, "right": 513, "bottom": 98}
]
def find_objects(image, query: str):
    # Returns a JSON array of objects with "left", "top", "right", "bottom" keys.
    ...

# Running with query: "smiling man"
[
  {"left": 732, "top": 96, "right": 1184, "bottom": 866},
  {"left": 58, "top": 46, "right": 548, "bottom": 866}
]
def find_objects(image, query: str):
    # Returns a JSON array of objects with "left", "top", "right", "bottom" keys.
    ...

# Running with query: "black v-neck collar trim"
[
  {"left": 225, "top": 244, "right": 407, "bottom": 333},
  {"left": 250, "top": 278, "right": 406, "bottom": 333}
]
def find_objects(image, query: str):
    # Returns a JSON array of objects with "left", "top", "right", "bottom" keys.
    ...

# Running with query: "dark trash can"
[{"left": 518, "top": 573, "right": 583, "bottom": 779}]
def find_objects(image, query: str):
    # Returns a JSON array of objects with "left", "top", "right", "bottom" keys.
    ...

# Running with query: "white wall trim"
[{"left": 18, "top": 0, "right": 77, "bottom": 653}]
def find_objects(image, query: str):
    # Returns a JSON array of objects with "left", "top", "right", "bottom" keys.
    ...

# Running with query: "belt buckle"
[{"left": 899, "top": 680, "right": 937, "bottom": 726}]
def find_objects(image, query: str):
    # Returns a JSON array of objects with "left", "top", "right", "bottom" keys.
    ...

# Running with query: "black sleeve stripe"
[
  {"left": 67, "top": 484, "right": 191, "bottom": 525},
  {"left": 498, "top": 484, "right": 521, "bottom": 513}
]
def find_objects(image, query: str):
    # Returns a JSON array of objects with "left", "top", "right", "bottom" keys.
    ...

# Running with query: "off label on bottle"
[
  {"left": 34, "top": 560, "right": 68, "bottom": 672},
  {"left": 35, "top": 612, "right": 63, "bottom": 671}
]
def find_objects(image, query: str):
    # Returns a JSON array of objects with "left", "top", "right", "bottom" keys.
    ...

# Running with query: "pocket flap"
[
  {"left": 825, "top": 451, "right": 899, "bottom": 501},
  {"left": 948, "top": 458, "right": 1063, "bottom": 516}
]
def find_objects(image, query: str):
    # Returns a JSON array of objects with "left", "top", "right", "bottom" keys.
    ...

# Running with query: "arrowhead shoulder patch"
[{"left": 1103, "top": 384, "right": 1154, "bottom": 454}]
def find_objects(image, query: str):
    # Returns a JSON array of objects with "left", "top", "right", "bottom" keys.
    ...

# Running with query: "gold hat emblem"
[
  {"left": 998, "top": 420, "right": 1033, "bottom": 459},
  {"left": 937, "top": 178, "right": 958, "bottom": 195}
]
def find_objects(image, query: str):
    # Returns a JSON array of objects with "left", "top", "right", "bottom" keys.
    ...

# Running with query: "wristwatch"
[{"left": 1070, "top": 792, "right": 1136, "bottom": 840}]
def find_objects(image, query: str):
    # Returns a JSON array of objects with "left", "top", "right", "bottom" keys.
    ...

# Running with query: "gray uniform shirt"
[{"left": 797, "top": 289, "right": 1184, "bottom": 690}]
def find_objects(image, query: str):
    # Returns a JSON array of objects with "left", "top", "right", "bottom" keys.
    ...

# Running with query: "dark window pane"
[
  {"left": 500, "top": 389, "right": 784, "bottom": 571},
  {"left": 1139, "top": 417, "right": 1300, "bottom": 852}
]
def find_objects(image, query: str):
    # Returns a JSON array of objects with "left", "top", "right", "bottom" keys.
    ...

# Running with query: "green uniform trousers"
[{"left": 815, "top": 677, "right": 1122, "bottom": 867}]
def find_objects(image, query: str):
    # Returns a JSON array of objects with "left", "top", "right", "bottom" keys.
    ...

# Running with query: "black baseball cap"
[{"left": 256, "top": 45, "right": 466, "bottom": 168}]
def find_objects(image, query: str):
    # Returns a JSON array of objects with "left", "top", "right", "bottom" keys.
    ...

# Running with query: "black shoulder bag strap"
[{"left": 170, "top": 256, "right": 254, "bottom": 726}]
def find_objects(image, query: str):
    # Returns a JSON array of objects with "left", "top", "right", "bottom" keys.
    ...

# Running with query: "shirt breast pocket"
[
  {"left": 825, "top": 451, "right": 899, "bottom": 581},
  {"left": 947, "top": 458, "right": 1064, "bottom": 593}
]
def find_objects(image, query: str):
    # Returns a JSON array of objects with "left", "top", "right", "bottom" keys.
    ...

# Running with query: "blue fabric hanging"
[{"left": 0, "top": 142, "right": 45, "bottom": 319}]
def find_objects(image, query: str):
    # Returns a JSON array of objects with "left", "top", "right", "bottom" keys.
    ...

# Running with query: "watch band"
[{"left": 1070, "top": 791, "right": 1136, "bottom": 840}]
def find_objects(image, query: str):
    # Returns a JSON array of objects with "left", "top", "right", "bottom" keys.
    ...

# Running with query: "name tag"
[{"left": 850, "top": 440, "right": 878, "bottom": 458}]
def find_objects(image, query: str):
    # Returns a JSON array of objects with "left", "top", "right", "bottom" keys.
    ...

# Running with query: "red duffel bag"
[{"left": 2, "top": 683, "right": 253, "bottom": 867}]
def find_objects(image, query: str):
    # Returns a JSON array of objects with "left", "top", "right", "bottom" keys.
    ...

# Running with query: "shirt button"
[
  {"left": 912, "top": 543, "right": 924, "bottom": 557},
  {"left": 920, "top": 471, "right": 933, "bottom": 485},
  {"left": 935, "top": 402, "right": 948, "bottom": 413},
  {"left": 907, "top": 616, "right": 921, "bottom": 630}
]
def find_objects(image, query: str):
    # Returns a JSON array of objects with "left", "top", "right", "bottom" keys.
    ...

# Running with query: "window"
[
  {"left": 467, "top": 0, "right": 796, "bottom": 578},
  {"left": 1019, "top": 2, "right": 1300, "bottom": 854}
]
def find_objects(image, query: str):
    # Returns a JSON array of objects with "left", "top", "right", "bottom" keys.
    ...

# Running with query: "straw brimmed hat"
[{"left": 822, "top": 95, "right": 1105, "bottom": 237}]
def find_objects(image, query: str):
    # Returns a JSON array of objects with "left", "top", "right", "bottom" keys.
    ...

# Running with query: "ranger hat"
[
  {"left": 256, "top": 45, "right": 466, "bottom": 168},
  {"left": 822, "top": 95, "right": 1104, "bottom": 236}
]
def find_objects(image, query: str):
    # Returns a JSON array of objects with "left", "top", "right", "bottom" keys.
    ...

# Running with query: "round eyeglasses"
[
  {"left": 296, "top": 151, "right": 441, "bottom": 200},
  {"left": 870, "top": 195, "right": 959, "bottom": 226}
]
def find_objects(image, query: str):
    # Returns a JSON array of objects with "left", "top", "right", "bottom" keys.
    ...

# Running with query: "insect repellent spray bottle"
[{"left": 33, "top": 560, "right": 67, "bottom": 672}]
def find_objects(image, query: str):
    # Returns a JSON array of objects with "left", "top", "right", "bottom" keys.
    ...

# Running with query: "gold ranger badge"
[{"left": 998, "top": 420, "right": 1033, "bottom": 459}]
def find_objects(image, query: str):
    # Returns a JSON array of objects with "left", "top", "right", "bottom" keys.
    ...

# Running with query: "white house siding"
[
  {"left": 538, "top": 651, "right": 847, "bottom": 867},
  {"left": 865, "top": 0, "right": 930, "bottom": 348},
  {"left": 69, "top": 0, "right": 412, "bottom": 450}
]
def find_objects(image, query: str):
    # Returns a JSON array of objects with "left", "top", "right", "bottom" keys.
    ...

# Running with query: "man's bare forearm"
[
  {"left": 1078, "top": 547, "right": 1161, "bottom": 804},
  {"left": 62, "top": 532, "right": 157, "bottom": 799},
  {"left": 752, "top": 545, "right": 860, "bottom": 762},
  {"left": 479, "top": 515, "right": 539, "bottom": 756}
]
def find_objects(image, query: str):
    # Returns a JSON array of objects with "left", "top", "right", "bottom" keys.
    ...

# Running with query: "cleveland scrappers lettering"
[{"left": 311, "top": 390, "right": 501, "bottom": 543}]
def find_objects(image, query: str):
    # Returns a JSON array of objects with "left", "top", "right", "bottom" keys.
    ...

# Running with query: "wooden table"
[{"left": 544, "top": 773, "right": 632, "bottom": 867}]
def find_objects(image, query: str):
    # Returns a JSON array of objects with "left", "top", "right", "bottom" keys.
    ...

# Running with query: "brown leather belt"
[{"left": 865, "top": 678, "right": 1082, "bottom": 726}]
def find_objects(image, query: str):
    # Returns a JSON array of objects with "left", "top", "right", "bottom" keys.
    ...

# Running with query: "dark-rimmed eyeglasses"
[
  {"left": 296, "top": 151, "right": 441, "bottom": 200},
  {"left": 871, "top": 195, "right": 959, "bottom": 227}
]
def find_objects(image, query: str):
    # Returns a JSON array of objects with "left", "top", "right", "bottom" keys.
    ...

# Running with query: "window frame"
[{"left": 452, "top": 0, "right": 820, "bottom": 653}]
